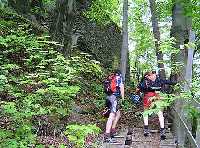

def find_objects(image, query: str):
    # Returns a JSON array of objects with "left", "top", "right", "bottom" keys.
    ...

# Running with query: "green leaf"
[
  {"left": 2, "top": 102, "right": 17, "bottom": 114},
  {"left": 0, "top": 129, "right": 13, "bottom": 140}
]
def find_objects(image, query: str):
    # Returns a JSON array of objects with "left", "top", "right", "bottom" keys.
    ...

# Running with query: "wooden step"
[
  {"left": 103, "top": 142, "right": 124, "bottom": 148},
  {"left": 160, "top": 145, "right": 176, "bottom": 148},
  {"left": 102, "top": 128, "right": 128, "bottom": 148},
  {"left": 101, "top": 125, "right": 176, "bottom": 148},
  {"left": 160, "top": 139, "right": 176, "bottom": 146}
]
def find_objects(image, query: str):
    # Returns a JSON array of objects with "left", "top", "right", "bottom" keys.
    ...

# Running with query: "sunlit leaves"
[
  {"left": 70, "top": 53, "right": 103, "bottom": 80},
  {"left": 84, "top": 0, "right": 121, "bottom": 25},
  {"left": 64, "top": 124, "right": 101, "bottom": 148},
  {"left": 2, "top": 102, "right": 17, "bottom": 114},
  {"left": 156, "top": 0, "right": 173, "bottom": 21},
  {"left": 0, "top": 8, "right": 86, "bottom": 147},
  {"left": 143, "top": 93, "right": 176, "bottom": 116},
  {"left": 159, "top": 37, "right": 178, "bottom": 54},
  {"left": 191, "top": 0, "right": 200, "bottom": 35},
  {"left": 129, "top": 0, "right": 156, "bottom": 73}
]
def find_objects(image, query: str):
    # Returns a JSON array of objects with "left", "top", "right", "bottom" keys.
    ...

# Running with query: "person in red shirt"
[
  {"left": 136, "top": 71, "right": 175, "bottom": 140},
  {"left": 104, "top": 70, "right": 124, "bottom": 143}
]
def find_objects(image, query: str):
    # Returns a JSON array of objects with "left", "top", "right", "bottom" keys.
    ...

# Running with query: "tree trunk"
[
  {"left": 8, "top": 0, "right": 31, "bottom": 14},
  {"left": 120, "top": 0, "right": 128, "bottom": 82},
  {"left": 170, "top": 1, "right": 192, "bottom": 147},
  {"left": 184, "top": 31, "right": 195, "bottom": 91},
  {"left": 196, "top": 118, "right": 200, "bottom": 147},
  {"left": 170, "top": 2, "right": 191, "bottom": 80},
  {"left": 51, "top": 0, "right": 75, "bottom": 57},
  {"left": 149, "top": 0, "right": 166, "bottom": 79}
]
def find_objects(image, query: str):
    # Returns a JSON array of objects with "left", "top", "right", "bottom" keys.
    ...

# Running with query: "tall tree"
[
  {"left": 149, "top": 0, "right": 166, "bottom": 79},
  {"left": 8, "top": 0, "right": 30, "bottom": 14},
  {"left": 170, "top": 1, "right": 192, "bottom": 80},
  {"left": 170, "top": 0, "right": 192, "bottom": 146},
  {"left": 51, "top": 0, "right": 75, "bottom": 57},
  {"left": 120, "top": 0, "right": 128, "bottom": 82}
]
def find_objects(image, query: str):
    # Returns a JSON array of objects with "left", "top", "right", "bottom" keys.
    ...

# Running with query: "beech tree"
[{"left": 120, "top": 0, "right": 128, "bottom": 81}]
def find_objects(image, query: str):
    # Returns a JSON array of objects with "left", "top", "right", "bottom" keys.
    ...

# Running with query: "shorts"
[
  {"left": 106, "top": 94, "right": 119, "bottom": 113},
  {"left": 143, "top": 92, "right": 159, "bottom": 109}
]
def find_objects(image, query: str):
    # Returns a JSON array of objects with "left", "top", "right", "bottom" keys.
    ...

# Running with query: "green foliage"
[
  {"left": 129, "top": 0, "right": 157, "bottom": 76},
  {"left": 192, "top": 76, "right": 200, "bottom": 101},
  {"left": 0, "top": 9, "right": 83, "bottom": 147},
  {"left": 186, "top": 106, "right": 200, "bottom": 119},
  {"left": 42, "top": 0, "right": 56, "bottom": 15},
  {"left": 187, "top": 77, "right": 200, "bottom": 120},
  {"left": 64, "top": 124, "right": 101, "bottom": 148},
  {"left": 120, "top": 99, "right": 134, "bottom": 111},
  {"left": 89, "top": 83, "right": 105, "bottom": 109},
  {"left": 69, "top": 52, "right": 106, "bottom": 110},
  {"left": 156, "top": 0, "right": 173, "bottom": 21},
  {"left": 159, "top": 37, "right": 178, "bottom": 54},
  {"left": 0, "top": 74, "right": 8, "bottom": 91},
  {"left": 0, "top": 0, "right": 7, "bottom": 8},
  {"left": 143, "top": 93, "right": 176, "bottom": 116},
  {"left": 84, "top": 0, "right": 121, "bottom": 25},
  {"left": 191, "top": 0, "right": 200, "bottom": 35},
  {"left": 70, "top": 53, "right": 103, "bottom": 81},
  {"left": 42, "top": 0, "right": 56, "bottom": 6},
  {"left": 0, "top": 7, "right": 109, "bottom": 147}
]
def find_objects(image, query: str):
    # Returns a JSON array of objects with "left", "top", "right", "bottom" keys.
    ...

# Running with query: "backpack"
[
  {"left": 130, "top": 94, "right": 141, "bottom": 105},
  {"left": 103, "top": 74, "right": 117, "bottom": 95}
]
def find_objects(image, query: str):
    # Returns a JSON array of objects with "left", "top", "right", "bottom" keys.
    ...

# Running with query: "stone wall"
[
  {"left": 74, "top": 15, "right": 122, "bottom": 68},
  {"left": 50, "top": 0, "right": 122, "bottom": 69}
]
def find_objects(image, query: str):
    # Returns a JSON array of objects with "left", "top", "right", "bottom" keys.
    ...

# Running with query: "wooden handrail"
[
  {"left": 192, "top": 98, "right": 200, "bottom": 108},
  {"left": 172, "top": 107, "right": 199, "bottom": 148}
]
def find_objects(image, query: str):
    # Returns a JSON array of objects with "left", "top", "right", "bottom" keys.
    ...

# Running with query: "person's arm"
[
  {"left": 117, "top": 75, "right": 125, "bottom": 100},
  {"left": 120, "top": 83, "right": 124, "bottom": 100},
  {"left": 136, "top": 79, "right": 147, "bottom": 93},
  {"left": 135, "top": 87, "right": 140, "bottom": 94},
  {"left": 161, "top": 79, "right": 176, "bottom": 85}
]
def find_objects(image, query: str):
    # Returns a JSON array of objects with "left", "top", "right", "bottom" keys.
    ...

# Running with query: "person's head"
[
  {"left": 114, "top": 69, "right": 121, "bottom": 76},
  {"left": 151, "top": 70, "right": 157, "bottom": 79},
  {"left": 144, "top": 71, "right": 151, "bottom": 78},
  {"left": 152, "top": 70, "right": 156, "bottom": 74},
  {"left": 144, "top": 71, "right": 156, "bottom": 81}
]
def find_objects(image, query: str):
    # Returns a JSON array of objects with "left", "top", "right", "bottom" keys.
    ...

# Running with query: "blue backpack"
[{"left": 130, "top": 94, "right": 141, "bottom": 105}]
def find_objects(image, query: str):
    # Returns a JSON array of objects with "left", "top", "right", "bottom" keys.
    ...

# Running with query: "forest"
[{"left": 0, "top": 0, "right": 200, "bottom": 148}]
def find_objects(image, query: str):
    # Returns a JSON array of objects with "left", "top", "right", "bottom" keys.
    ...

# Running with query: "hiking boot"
[
  {"left": 104, "top": 137, "right": 117, "bottom": 143},
  {"left": 144, "top": 128, "right": 150, "bottom": 137},
  {"left": 104, "top": 133, "right": 117, "bottom": 143},
  {"left": 160, "top": 128, "right": 166, "bottom": 140},
  {"left": 110, "top": 128, "right": 118, "bottom": 138},
  {"left": 144, "top": 126, "right": 149, "bottom": 137}
]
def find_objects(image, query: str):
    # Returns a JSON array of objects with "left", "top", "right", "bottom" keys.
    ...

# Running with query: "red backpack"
[{"left": 103, "top": 73, "right": 117, "bottom": 95}]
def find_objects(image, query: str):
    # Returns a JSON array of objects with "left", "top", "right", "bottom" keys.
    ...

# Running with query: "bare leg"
[
  {"left": 143, "top": 114, "right": 148, "bottom": 126},
  {"left": 157, "top": 111, "right": 164, "bottom": 128},
  {"left": 143, "top": 111, "right": 149, "bottom": 136},
  {"left": 158, "top": 110, "right": 166, "bottom": 139},
  {"left": 106, "top": 113, "right": 116, "bottom": 133},
  {"left": 111, "top": 110, "right": 120, "bottom": 129}
]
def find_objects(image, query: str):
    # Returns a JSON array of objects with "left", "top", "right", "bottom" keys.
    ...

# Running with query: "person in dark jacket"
[{"left": 136, "top": 71, "right": 175, "bottom": 140}]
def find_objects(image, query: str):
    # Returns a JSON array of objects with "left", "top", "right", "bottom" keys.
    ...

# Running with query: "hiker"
[
  {"left": 104, "top": 70, "right": 124, "bottom": 142},
  {"left": 136, "top": 71, "right": 175, "bottom": 140}
]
